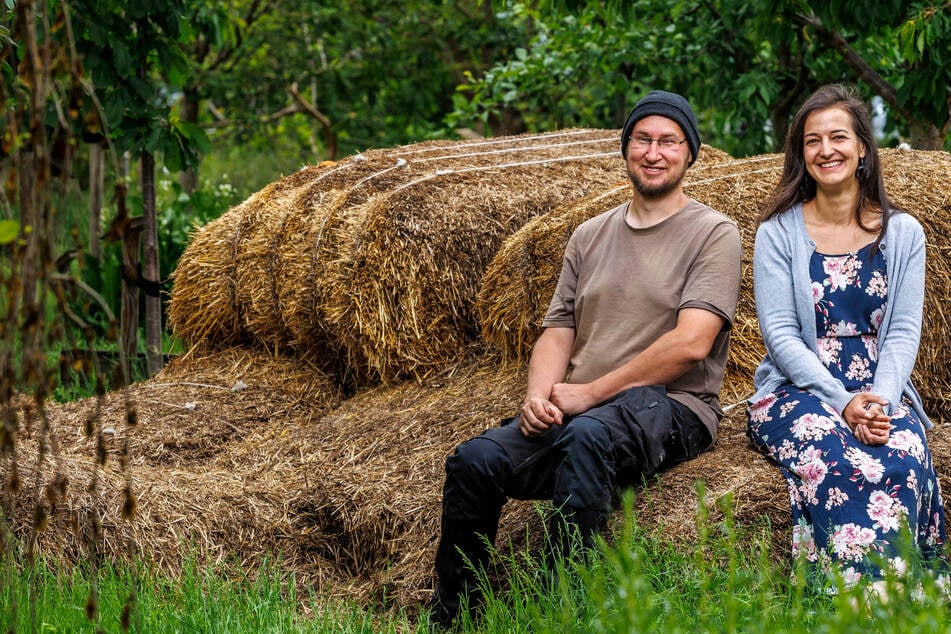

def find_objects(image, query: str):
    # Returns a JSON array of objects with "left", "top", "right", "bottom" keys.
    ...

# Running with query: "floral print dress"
[{"left": 748, "top": 243, "right": 946, "bottom": 587}]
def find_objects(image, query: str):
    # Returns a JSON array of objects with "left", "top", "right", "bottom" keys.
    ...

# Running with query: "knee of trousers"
[
  {"left": 555, "top": 416, "right": 612, "bottom": 460},
  {"left": 552, "top": 416, "right": 614, "bottom": 510},
  {"left": 443, "top": 436, "right": 511, "bottom": 518}
]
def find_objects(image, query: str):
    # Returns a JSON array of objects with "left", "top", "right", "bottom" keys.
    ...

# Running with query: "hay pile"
[
  {"left": 169, "top": 130, "right": 630, "bottom": 385},
  {"left": 8, "top": 348, "right": 345, "bottom": 575},
  {"left": 8, "top": 142, "right": 951, "bottom": 619}
]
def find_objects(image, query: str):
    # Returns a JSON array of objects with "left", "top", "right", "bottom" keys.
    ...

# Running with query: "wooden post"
[{"left": 120, "top": 217, "right": 144, "bottom": 383}]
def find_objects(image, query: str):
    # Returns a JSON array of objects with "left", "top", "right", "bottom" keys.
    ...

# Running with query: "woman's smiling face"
[{"left": 802, "top": 106, "right": 867, "bottom": 194}]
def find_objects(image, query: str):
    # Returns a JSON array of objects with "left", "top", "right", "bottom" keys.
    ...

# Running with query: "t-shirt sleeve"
[
  {"left": 680, "top": 220, "right": 742, "bottom": 327},
  {"left": 542, "top": 230, "right": 581, "bottom": 328}
]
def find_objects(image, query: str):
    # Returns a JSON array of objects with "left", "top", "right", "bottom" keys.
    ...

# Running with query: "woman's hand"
[{"left": 843, "top": 392, "right": 891, "bottom": 445}]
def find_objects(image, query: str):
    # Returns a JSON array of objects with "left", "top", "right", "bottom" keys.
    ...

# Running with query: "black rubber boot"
[{"left": 428, "top": 517, "right": 497, "bottom": 630}]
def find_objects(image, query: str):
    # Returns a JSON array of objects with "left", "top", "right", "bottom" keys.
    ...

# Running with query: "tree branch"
[
  {"left": 288, "top": 82, "right": 338, "bottom": 160},
  {"left": 790, "top": 11, "right": 914, "bottom": 122}
]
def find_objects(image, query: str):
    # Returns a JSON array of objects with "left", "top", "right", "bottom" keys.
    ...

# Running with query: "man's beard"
[{"left": 627, "top": 166, "right": 686, "bottom": 199}]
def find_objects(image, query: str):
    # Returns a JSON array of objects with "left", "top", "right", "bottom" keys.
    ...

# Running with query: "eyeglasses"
[{"left": 629, "top": 135, "right": 687, "bottom": 151}]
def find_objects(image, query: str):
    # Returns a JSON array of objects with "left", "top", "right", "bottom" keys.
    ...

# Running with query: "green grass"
[{"left": 3, "top": 493, "right": 950, "bottom": 633}]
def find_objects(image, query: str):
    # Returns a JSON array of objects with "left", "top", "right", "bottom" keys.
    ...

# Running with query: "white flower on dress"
[
  {"left": 824, "top": 254, "right": 862, "bottom": 291},
  {"left": 817, "top": 337, "right": 842, "bottom": 367},
  {"left": 862, "top": 335, "right": 879, "bottom": 362},
  {"left": 777, "top": 439, "right": 797, "bottom": 461},
  {"left": 906, "top": 469, "right": 919, "bottom": 493},
  {"left": 888, "top": 557, "right": 908, "bottom": 577},
  {"left": 845, "top": 355, "right": 872, "bottom": 382},
  {"left": 828, "top": 320, "right": 859, "bottom": 336},
  {"left": 888, "top": 430, "right": 926, "bottom": 462},
  {"left": 812, "top": 281, "right": 825, "bottom": 305},
  {"left": 791, "top": 412, "right": 838, "bottom": 441},
  {"left": 866, "top": 271, "right": 887, "bottom": 298},
  {"left": 825, "top": 487, "right": 849, "bottom": 510},
  {"left": 749, "top": 394, "right": 776, "bottom": 424},
  {"left": 794, "top": 445, "right": 828, "bottom": 505},
  {"left": 867, "top": 490, "right": 907, "bottom": 533},
  {"left": 780, "top": 400, "right": 799, "bottom": 418},
  {"left": 870, "top": 306, "right": 885, "bottom": 330},
  {"left": 831, "top": 523, "right": 877, "bottom": 561},
  {"left": 844, "top": 446, "right": 885, "bottom": 484}
]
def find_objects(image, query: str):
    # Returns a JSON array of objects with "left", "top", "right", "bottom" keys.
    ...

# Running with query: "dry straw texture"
[
  {"left": 169, "top": 130, "right": 629, "bottom": 385},
  {"left": 9, "top": 143, "right": 951, "bottom": 617}
]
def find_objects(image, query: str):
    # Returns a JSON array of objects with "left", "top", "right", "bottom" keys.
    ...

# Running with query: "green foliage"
[
  {"left": 0, "top": 219, "right": 17, "bottom": 243},
  {"left": 448, "top": 0, "right": 951, "bottom": 155},
  {"left": 157, "top": 174, "right": 242, "bottom": 269},
  {"left": 70, "top": 0, "right": 210, "bottom": 171},
  {"left": 0, "top": 556, "right": 419, "bottom": 633}
]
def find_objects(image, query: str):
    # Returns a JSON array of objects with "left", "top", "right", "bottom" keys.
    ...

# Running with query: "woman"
[{"left": 747, "top": 84, "right": 945, "bottom": 594}]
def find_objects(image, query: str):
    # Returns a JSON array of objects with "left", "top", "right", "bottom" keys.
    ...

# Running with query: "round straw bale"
[
  {"left": 166, "top": 200, "right": 251, "bottom": 347},
  {"left": 318, "top": 133, "right": 628, "bottom": 384}
]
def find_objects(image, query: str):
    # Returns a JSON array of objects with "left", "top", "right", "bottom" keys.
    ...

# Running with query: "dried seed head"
[
  {"left": 121, "top": 486, "right": 136, "bottom": 520},
  {"left": 32, "top": 503, "right": 48, "bottom": 532}
]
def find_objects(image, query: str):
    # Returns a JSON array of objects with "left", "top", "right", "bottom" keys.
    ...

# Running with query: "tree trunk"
[
  {"left": 140, "top": 151, "right": 163, "bottom": 376},
  {"left": 178, "top": 87, "right": 200, "bottom": 195},
  {"left": 119, "top": 217, "right": 144, "bottom": 384},
  {"left": 88, "top": 142, "right": 104, "bottom": 261}
]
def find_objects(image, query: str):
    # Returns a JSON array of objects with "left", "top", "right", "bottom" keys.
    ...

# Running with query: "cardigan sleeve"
[
  {"left": 871, "top": 214, "right": 926, "bottom": 411},
  {"left": 753, "top": 219, "right": 854, "bottom": 414}
]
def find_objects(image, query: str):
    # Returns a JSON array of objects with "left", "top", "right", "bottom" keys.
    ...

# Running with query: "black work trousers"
[{"left": 432, "top": 385, "right": 712, "bottom": 617}]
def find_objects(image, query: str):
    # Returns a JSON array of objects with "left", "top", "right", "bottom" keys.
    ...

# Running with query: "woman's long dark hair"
[{"left": 760, "top": 84, "right": 897, "bottom": 250}]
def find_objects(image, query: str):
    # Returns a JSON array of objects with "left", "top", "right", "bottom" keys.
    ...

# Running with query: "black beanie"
[{"left": 620, "top": 90, "right": 701, "bottom": 166}]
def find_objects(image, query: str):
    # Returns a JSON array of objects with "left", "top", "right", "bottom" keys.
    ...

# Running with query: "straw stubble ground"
[{"left": 8, "top": 137, "right": 951, "bottom": 616}]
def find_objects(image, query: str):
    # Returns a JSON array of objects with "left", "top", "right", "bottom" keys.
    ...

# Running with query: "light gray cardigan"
[{"left": 749, "top": 203, "right": 931, "bottom": 428}]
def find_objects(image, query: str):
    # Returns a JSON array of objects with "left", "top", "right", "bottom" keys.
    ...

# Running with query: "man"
[{"left": 428, "top": 90, "right": 742, "bottom": 628}]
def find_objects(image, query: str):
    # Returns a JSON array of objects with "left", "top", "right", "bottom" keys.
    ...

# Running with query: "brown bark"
[
  {"left": 140, "top": 152, "right": 163, "bottom": 376},
  {"left": 88, "top": 142, "right": 104, "bottom": 261},
  {"left": 178, "top": 87, "right": 200, "bottom": 195},
  {"left": 120, "top": 217, "right": 144, "bottom": 381}
]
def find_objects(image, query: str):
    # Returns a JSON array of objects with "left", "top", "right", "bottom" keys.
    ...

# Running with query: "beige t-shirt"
[{"left": 542, "top": 199, "right": 742, "bottom": 440}]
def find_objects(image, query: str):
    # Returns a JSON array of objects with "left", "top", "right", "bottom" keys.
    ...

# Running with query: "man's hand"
[
  {"left": 844, "top": 392, "right": 891, "bottom": 446},
  {"left": 519, "top": 396, "right": 564, "bottom": 437},
  {"left": 550, "top": 382, "right": 598, "bottom": 417}
]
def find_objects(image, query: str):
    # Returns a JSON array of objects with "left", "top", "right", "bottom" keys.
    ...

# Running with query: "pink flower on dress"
[
  {"left": 825, "top": 487, "right": 848, "bottom": 510},
  {"left": 845, "top": 355, "right": 872, "bottom": 382},
  {"left": 812, "top": 281, "right": 825, "bottom": 305},
  {"left": 828, "top": 320, "right": 859, "bottom": 336},
  {"left": 794, "top": 446, "right": 828, "bottom": 505},
  {"left": 870, "top": 306, "right": 885, "bottom": 330},
  {"left": 888, "top": 430, "right": 925, "bottom": 462},
  {"left": 866, "top": 271, "right": 887, "bottom": 298},
  {"left": 823, "top": 255, "right": 862, "bottom": 291},
  {"left": 840, "top": 566, "right": 863, "bottom": 587},
  {"left": 831, "top": 523, "right": 877, "bottom": 561},
  {"left": 779, "top": 400, "right": 799, "bottom": 418},
  {"left": 867, "top": 490, "right": 906, "bottom": 533},
  {"left": 816, "top": 337, "right": 842, "bottom": 367},
  {"left": 845, "top": 446, "right": 885, "bottom": 484},
  {"left": 749, "top": 394, "right": 777, "bottom": 424},
  {"left": 791, "top": 412, "right": 837, "bottom": 441},
  {"left": 862, "top": 335, "right": 879, "bottom": 362},
  {"left": 776, "top": 439, "right": 797, "bottom": 461}
]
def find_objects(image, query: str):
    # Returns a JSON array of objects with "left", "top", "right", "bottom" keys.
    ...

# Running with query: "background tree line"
[{"left": 0, "top": 0, "right": 948, "bottom": 393}]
